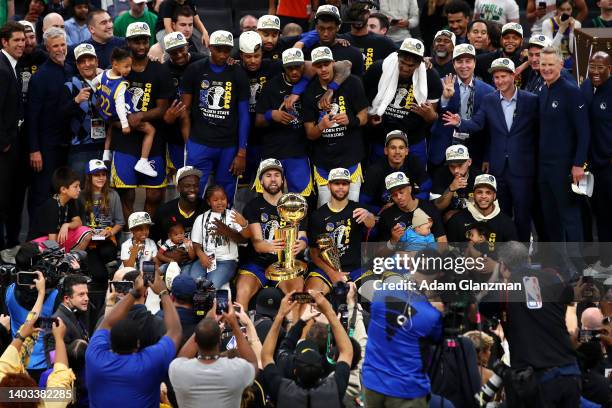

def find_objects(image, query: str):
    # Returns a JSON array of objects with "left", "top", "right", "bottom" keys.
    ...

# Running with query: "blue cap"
[{"left": 170, "top": 274, "right": 197, "bottom": 298}]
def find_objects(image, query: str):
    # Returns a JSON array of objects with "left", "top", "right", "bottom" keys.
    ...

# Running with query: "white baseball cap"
[
  {"left": 502, "top": 22, "right": 524, "bottom": 37},
  {"left": 529, "top": 34, "right": 552, "bottom": 48},
  {"left": 385, "top": 171, "right": 411, "bottom": 191},
  {"left": 311, "top": 46, "right": 334, "bottom": 64},
  {"left": 434, "top": 29, "right": 456, "bottom": 46},
  {"left": 489, "top": 57, "right": 516, "bottom": 73},
  {"left": 258, "top": 158, "right": 284, "bottom": 177},
  {"left": 209, "top": 30, "right": 234, "bottom": 47},
  {"left": 176, "top": 166, "right": 203, "bottom": 183},
  {"left": 19, "top": 20, "right": 35, "bottom": 33},
  {"left": 239, "top": 31, "right": 262, "bottom": 53},
  {"left": 126, "top": 22, "right": 151, "bottom": 38},
  {"left": 328, "top": 168, "right": 351, "bottom": 183},
  {"left": 132, "top": 0, "right": 147, "bottom": 3},
  {"left": 315, "top": 5, "right": 342, "bottom": 23},
  {"left": 163, "top": 31, "right": 188, "bottom": 52},
  {"left": 446, "top": 144, "right": 470, "bottom": 163},
  {"left": 453, "top": 43, "right": 476, "bottom": 60},
  {"left": 257, "top": 14, "right": 281, "bottom": 31},
  {"left": 399, "top": 38, "right": 425, "bottom": 58},
  {"left": 128, "top": 211, "right": 153, "bottom": 230},
  {"left": 474, "top": 174, "right": 497, "bottom": 191},
  {"left": 282, "top": 48, "right": 305, "bottom": 67},
  {"left": 87, "top": 159, "right": 107, "bottom": 174},
  {"left": 74, "top": 43, "right": 97, "bottom": 60},
  {"left": 571, "top": 172, "right": 594, "bottom": 197}
]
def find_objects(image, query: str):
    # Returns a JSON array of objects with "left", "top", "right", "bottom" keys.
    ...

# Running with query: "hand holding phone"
[
  {"left": 17, "top": 271, "right": 38, "bottom": 286},
  {"left": 291, "top": 292, "right": 314, "bottom": 304},
  {"left": 141, "top": 261, "right": 155, "bottom": 283},
  {"left": 112, "top": 280, "right": 134, "bottom": 294},
  {"left": 216, "top": 289, "right": 229, "bottom": 315}
]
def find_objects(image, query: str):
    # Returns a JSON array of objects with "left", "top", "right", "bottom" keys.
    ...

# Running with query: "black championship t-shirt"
[
  {"left": 150, "top": 197, "right": 204, "bottom": 243},
  {"left": 181, "top": 60, "right": 250, "bottom": 147},
  {"left": 243, "top": 196, "right": 307, "bottom": 267},
  {"left": 362, "top": 155, "right": 429, "bottom": 208},
  {"left": 307, "top": 201, "right": 367, "bottom": 272},
  {"left": 111, "top": 60, "right": 174, "bottom": 157},
  {"left": 255, "top": 73, "right": 308, "bottom": 159},
  {"left": 245, "top": 59, "right": 283, "bottom": 146},
  {"left": 445, "top": 208, "right": 518, "bottom": 243},
  {"left": 16, "top": 48, "right": 47, "bottom": 104},
  {"left": 376, "top": 200, "right": 446, "bottom": 242},
  {"left": 364, "top": 61, "right": 442, "bottom": 145},
  {"left": 431, "top": 167, "right": 477, "bottom": 212},
  {"left": 304, "top": 42, "right": 364, "bottom": 77},
  {"left": 339, "top": 32, "right": 398, "bottom": 72},
  {"left": 28, "top": 197, "right": 80, "bottom": 240},
  {"left": 302, "top": 75, "right": 369, "bottom": 169}
]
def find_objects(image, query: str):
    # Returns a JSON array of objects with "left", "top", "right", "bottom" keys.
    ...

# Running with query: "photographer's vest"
[{"left": 276, "top": 377, "right": 342, "bottom": 408}]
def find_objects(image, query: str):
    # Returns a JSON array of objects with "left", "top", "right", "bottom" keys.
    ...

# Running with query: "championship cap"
[
  {"left": 128, "top": 211, "right": 153, "bottom": 230},
  {"left": 258, "top": 158, "right": 283, "bottom": 177},
  {"left": 453, "top": 43, "right": 476, "bottom": 60},
  {"left": 501, "top": 22, "right": 524, "bottom": 37},
  {"left": 385, "top": 130, "right": 408, "bottom": 146},
  {"left": 257, "top": 14, "right": 281, "bottom": 31},
  {"left": 163, "top": 31, "right": 188, "bottom": 52},
  {"left": 489, "top": 57, "right": 515, "bottom": 73},
  {"left": 315, "top": 5, "right": 342, "bottom": 24},
  {"left": 328, "top": 168, "right": 351, "bottom": 183},
  {"left": 571, "top": 172, "right": 594, "bottom": 197},
  {"left": 411, "top": 208, "right": 432, "bottom": 228},
  {"left": 445, "top": 144, "right": 470, "bottom": 163},
  {"left": 209, "top": 30, "right": 234, "bottom": 47},
  {"left": 282, "top": 48, "right": 305, "bottom": 66},
  {"left": 19, "top": 20, "right": 35, "bottom": 33},
  {"left": 399, "top": 38, "right": 425, "bottom": 58},
  {"left": 126, "top": 22, "right": 151, "bottom": 38},
  {"left": 176, "top": 166, "right": 203, "bottom": 183},
  {"left": 87, "top": 159, "right": 106, "bottom": 174},
  {"left": 385, "top": 171, "right": 411, "bottom": 192},
  {"left": 74, "top": 43, "right": 97, "bottom": 60},
  {"left": 434, "top": 29, "right": 456, "bottom": 46},
  {"left": 528, "top": 34, "right": 552, "bottom": 48},
  {"left": 311, "top": 46, "right": 334, "bottom": 64},
  {"left": 239, "top": 31, "right": 262, "bottom": 53},
  {"left": 474, "top": 174, "right": 497, "bottom": 191}
]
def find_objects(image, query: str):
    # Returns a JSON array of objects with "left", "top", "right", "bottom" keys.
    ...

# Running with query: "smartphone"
[
  {"left": 291, "top": 292, "right": 314, "bottom": 304},
  {"left": 35, "top": 317, "right": 58, "bottom": 330},
  {"left": 216, "top": 289, "right": 229, "bottom": 315},
  {"left": 112, "top": 280, "right": 134, "bottom": 294},
  {"left": 560, "top": 13, "right": 570, "bottom": 21},
  {"left": 390, "top": 18, "right": 399, "bottom": 25},
  {"left": 538, "top": 1, "right": 546, "bottom": 8},
  {"left": 141, "top": 261, "right": 155, "bottom": 283},
  {"left": 17, "top": 271, "right": 38, "bottom": 286}
]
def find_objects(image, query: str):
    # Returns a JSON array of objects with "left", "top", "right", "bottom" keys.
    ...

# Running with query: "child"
[
  {"left": 400, "top": 208, "right": 436, "bottom": 252},
  {"left": 120, "top": 211, "right": 158, "bottom": 269},
  {"left": 467, "top": 221, "right": 492, "bottom": 256},
  {"left": 94, "top": 47, "right": 157, "bottom": 177},
  {"left": 191, "top": 185, "right": 248, "bottom": 288},
  {"left": 156, "top": 222, "right": 195, "bottom": 266},
  {"left": 29, "top": 167, "right": 92, "bottom": 252}
]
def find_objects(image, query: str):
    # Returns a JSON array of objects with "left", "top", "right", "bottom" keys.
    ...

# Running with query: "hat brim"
[
  {"left": 76, "top": 52, "right": 97, "bottom": 60},
  {"left": 474, "top": 183, "right": 496, "bottom": 191},
  {"left": 315, "top": 12, "right": 342, "bottom": 23},
  {"left": 398, "top": 49, "right": 424, "bottom": 59},
  {"left": 446, "top": 158, "right": 469, "bottom": 164},
  {"left": 453, "top": 52, "right": 475, "bottom": 60},
  {"left": 386, "top": 181, "right": 411, "bottom": 192},
  {"left": 127, "top": 34, "right": 151, "bottom": 40},
  {"left": 312, "top": 57, "right": 334, "bottom": 64},
  {"left": 129, "top": 221, "right": 154, "bottom": 229},
  {"left": 177, "top": 169, "right": 203, "bottom": 182},
  {"left": 88, "top": 167, "right": 108, "bottom": 174},
  {"left": 259, "top": 165, "right": 284, "bottom": 177},
  {"left": 329, "top": 178, "right": 351, "bottom": 184},
  {"left": 166, "top": 43, "right": 188, "bottom": 52},
  {"left": 283, "top": 60, "right": 305, "bottom": 67},
  {"left": 502, "top": 29, "right": 523, "bottom": 37},
  {"left": 385, "top": 135, "right": 408, "bottom": 146},
  {"left": 488, "top": 66, "right": 514, "bottom": 74},
  {"left": 210, "top": 43, "right": 234, "bottom": 48}
]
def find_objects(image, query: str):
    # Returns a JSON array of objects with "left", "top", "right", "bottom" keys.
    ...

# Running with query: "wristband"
[
  {"left": 264, "top": 110, "right": 274, "bottom": 123},
  {"left": 348, "top": 115, "right": 360, "bottom": 128},
  {"left": 328, "top": 81, "right": 340, "bottom": 91},
  {"left": 299, "top": 236, "right": 309, "bottom": 246},
  {"left": 15, "top": 331, "right": 26, "bottom": 342},
  {"left": 159, "top": 289, "right": 170, "bottom": 298}
]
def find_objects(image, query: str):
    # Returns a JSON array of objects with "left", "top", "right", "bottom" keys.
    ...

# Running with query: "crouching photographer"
[{"left": 479, "top": 242, "right": 580, "bottom": 408}]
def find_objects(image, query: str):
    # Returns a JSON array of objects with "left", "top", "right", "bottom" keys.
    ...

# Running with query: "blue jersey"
[{"left": 96, "top": 70, "right": 131, "bottom": 121}]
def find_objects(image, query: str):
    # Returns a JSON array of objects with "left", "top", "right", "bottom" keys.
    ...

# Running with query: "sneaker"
[
  {"left": 134, "top": 158, "right": 158, "bottom": 177},
  {"left": 584, "top": 261, "right": 612, "bottom": 279},
  {"left": 0, "top": 245, "right": 19, "bottom": 264}
]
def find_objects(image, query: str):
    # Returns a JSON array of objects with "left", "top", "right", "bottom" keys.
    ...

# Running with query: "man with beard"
[
  {"left": 581, "top": 52, "right": 612, "bottom": 275},
  {"left": 303, "top": 46, "right": 369, "bottom": 207},
  {"left": 339, "top": 1, "right": 397, "bottom": 73},
  {"left": 305, "top": 168, "right": 376, "bottom": 294},
  {"left": 181, "top": 30, "right": 250, "bottom": 204},
  {"left": 430, "top": 29, "right": 455, "bottom": 78},
  {"left": 443, "top": 58, "right": 539, "bottom": 242},
  {"left": 27, "top": 27, "right": 70, "bottom": 218},
  {"left": 361, "top": 130, "right": 431, "bottom": 212},
  {"left": 445, "top": 0, "right": 471, "bottom": 45},
  {"left": 430, "top": 43, "right": 494, "bottom": 171},
  {"left": 256, "top": 14, "right": 288, "bottom": 61},
  {"left": 110, "top": 22, "right": 172, "bottom": 218},
  {"left": 377, "top": 171, "right": 446, "bottom": 244},
  {"left": 476, "top": 22, "right": 524, "bottom": 86},
  {"left": 64, "top": 0, "right": 90, "bottom": 46},
  {"left": 236, "top": 159, "right": 307, "bottom": 307},
  {"left": 446, "top": 174, "right": 517, "bottom": 243}
]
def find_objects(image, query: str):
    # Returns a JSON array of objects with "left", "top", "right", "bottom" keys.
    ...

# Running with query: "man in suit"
[
  {"left": 443, "top": 58, "right": 539, "bottom": 241},
  {"left": 430, "top": 43, "right": 495, "bottom": 172},
  {"left": 0, "top": 22, "right": 25, "bottom": 249},
  {"left": 53, "top": 274, "right": 90, "bottom": 344}
]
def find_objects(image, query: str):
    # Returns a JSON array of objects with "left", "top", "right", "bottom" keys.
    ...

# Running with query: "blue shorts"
[
  {"left": 237, "top": 262, "right": 279, "bottom": 288},
  {"left": 186, "top": 139, "right": 238, "bottom": 203},
  {"left": 111, "top": 151, "right": 167, "bottom": 188},
  {"left": 167, "top": 142, "right": 186, "bottom": 172},
  {"left": 307, "top": 266, "right": 364, "bottom": 288}
]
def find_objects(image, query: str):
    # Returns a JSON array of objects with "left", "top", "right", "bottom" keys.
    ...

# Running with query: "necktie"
[{"left": 465, "top": 85, "right": 475, "bottom": 119}]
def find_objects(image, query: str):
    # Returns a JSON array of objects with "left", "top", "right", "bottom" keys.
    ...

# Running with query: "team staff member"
[
  {"left": 443, "top": 58, "right": 539, "bottom": 242},
  {"left": 430, "top": 29, "right": 456, "bottom": 78},
  {"left": 522, "top": 34, "right": 552, "bottom": 93},
  {"left": 236, "top": 160, "right": 307, "bottom": 307},
  {"left": 305, "top": 168, "right": 376, "bottom": 294},
  {"left": 475, "top": 23, "right": 524, "bottom": 86},
  {"left": 181, "top": 30, "right": 250, "bottom": 204},
  {"left": 538, "top": 46, "right": 589, "bottom": 242},
  {"left": 110, "top": 22, "right": 173, "bottom": 218},
  {"left": 582, "top": 52, "right": 612, "bottom": 273},
  {"left": 303, "top": 46, "right": 369, "bottom": 207}
]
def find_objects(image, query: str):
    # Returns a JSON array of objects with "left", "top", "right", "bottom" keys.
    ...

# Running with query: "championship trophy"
[
  {"left": 265, "top": 193, "right": 308, "bottom": 281},
  {"left": 317, "top": 234, "right": 342, "bottom": 274}
]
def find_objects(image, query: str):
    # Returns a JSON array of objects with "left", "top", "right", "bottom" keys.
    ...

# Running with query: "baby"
[
  {"left": 400, "top": 208, "right": 436, "bottom": 252},
  {"left": 467, "top": 221, "right": 492, "bottom": 256},
  {"left": 157, "top": 222, "right": 195, "bottom": 266}
]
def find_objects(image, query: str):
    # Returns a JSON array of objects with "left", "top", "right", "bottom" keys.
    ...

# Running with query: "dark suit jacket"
[
  {"left": 53, "top": 303, "right": 89, "bottom": 345},
  {"left": 0, "top": 52, "right": 22, "bottom": 151},
  {"left": 458, "top": 89, "right": 539, "bottom": 177}
]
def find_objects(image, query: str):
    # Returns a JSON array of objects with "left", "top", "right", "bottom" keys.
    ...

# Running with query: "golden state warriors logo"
[{"left": 261, "top": 213, "right": 269, "bottom": 223}]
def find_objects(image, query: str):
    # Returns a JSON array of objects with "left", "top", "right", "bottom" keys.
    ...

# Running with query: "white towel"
[{"left": 369, "top": 52, "right": 429, "bottom": 116}]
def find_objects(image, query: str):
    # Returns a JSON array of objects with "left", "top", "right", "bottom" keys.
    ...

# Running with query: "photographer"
[
  {"left": 53, "top": 274, "right": 90, "bottom": 345},
  {"left": 479, "top": 241, "right": 580, "bottom": 408},
  {"left": 156, "top": 274, "right": 198, "bottom": 347}
]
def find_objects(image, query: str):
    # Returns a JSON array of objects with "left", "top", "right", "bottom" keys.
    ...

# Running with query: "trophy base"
[{"left": 265, "top": 260, "right": 307, "bottom": 281}]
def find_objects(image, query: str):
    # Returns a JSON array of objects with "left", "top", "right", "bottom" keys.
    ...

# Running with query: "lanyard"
[{"left": 54, "top": 195, "right": 69, "bottom": 229}]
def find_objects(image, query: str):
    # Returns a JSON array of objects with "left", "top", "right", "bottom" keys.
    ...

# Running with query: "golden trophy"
[
  {"left": 317, "top": 234, "right": 342, "bottom": 273},
  {"left": 265, "top": 193, "right": 308, "bottom": 281}
]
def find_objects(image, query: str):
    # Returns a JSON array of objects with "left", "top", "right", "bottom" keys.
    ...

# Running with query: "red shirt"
[{"left": 277, "top": 0, "right": 310, "bottom": 19}]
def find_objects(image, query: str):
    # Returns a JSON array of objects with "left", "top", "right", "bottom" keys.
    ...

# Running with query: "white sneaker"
[
  {"left": 102, "top": 150, "right": 112, "bottom": 162},
  {"left": 134, "top": 158, "right": 158, "bottom": 177}
]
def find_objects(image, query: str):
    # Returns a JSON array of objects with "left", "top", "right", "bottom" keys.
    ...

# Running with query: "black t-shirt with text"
[
  {"left": 339, "top": 32, "right": 398, "bottom": 72},
  {"left": 376, "top": 200, "right": 445, "bottom": 242},
  {"left": 431, "top": 167, "right": 477, "bottom": 212},
  {"left": 445, "top": 208, "right": 518, "bottom": 243},
  {"left": 244, "top": 59, "right": 283, "bottom": 146},
  {"left": 16, "top": 49, "right": 47, "bottom": 104},
  {"left": 111, "top": 60, "right": 174, "bottom": 157},
  {"left": 302, "top": 75, "right": 369, "bottom": 169},
  {"left": 255, "top": 73, "right": 308, "bottom": 159},
  {"left": 362, "top": 156, "right": 429, "bottom": 207},
  {"left": 28, "top": 197, "right": 80, "bottom": 240},
  {"left": 181, "top": 60, "right": 250, "bottom": 147}
]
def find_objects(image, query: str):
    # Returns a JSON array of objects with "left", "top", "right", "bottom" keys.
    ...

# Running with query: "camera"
[
  {"left": 474, "top": 360, "right": 509, "bottom": 406},
  {"left": 27, "top": 241, "right": 87, "bottom": 287},
  {"left": 193, "top": 277, "right": 215, "bottom": 318},
  {"left": 579, "top": 329, "right": 602, "bottom": 343}
]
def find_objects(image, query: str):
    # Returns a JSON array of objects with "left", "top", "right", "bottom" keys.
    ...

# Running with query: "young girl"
[
  {"left": 191, "top": 185, "right": 248, "bottom": 288},
  {"left": 94, "top": 47, "right": 157, "bottom": 177},
  {"left": 156, "top": 222, "right": 196, "bottom": 267},
  {"left": 120, "top": 211, "right": 158, "bottom": 269}
]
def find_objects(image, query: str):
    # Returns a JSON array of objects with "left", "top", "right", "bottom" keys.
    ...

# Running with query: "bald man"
[
  {"left": 582, "top": 52, "right": 612, "bottom": 275},
  {"left": 42, "top": 12, "right": 64, "bottom": 33},
  {"left": 581, "top": 307, "right": 604, "bottom": 330}
]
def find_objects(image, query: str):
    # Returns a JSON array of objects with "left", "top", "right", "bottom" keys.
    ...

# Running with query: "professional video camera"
[
  {"left": 474, "top": 360, "right": 509, "bottom": 407},
  {"left": 25, "top": 241, "right": 86, "bottom": 287},
  {"left": 193, "top": 277, "right": 215, "bottom": 318}
]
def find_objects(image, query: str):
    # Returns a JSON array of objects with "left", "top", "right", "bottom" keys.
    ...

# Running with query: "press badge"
[
  {"left": 453, "top": 130, "right": 470, "bottom": 142},
  {"left": 91, "top": 118, "right": 106, "bottom": 140},
  {"left": 523, "top": 276, "right": 542, "bottom": 309}
]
